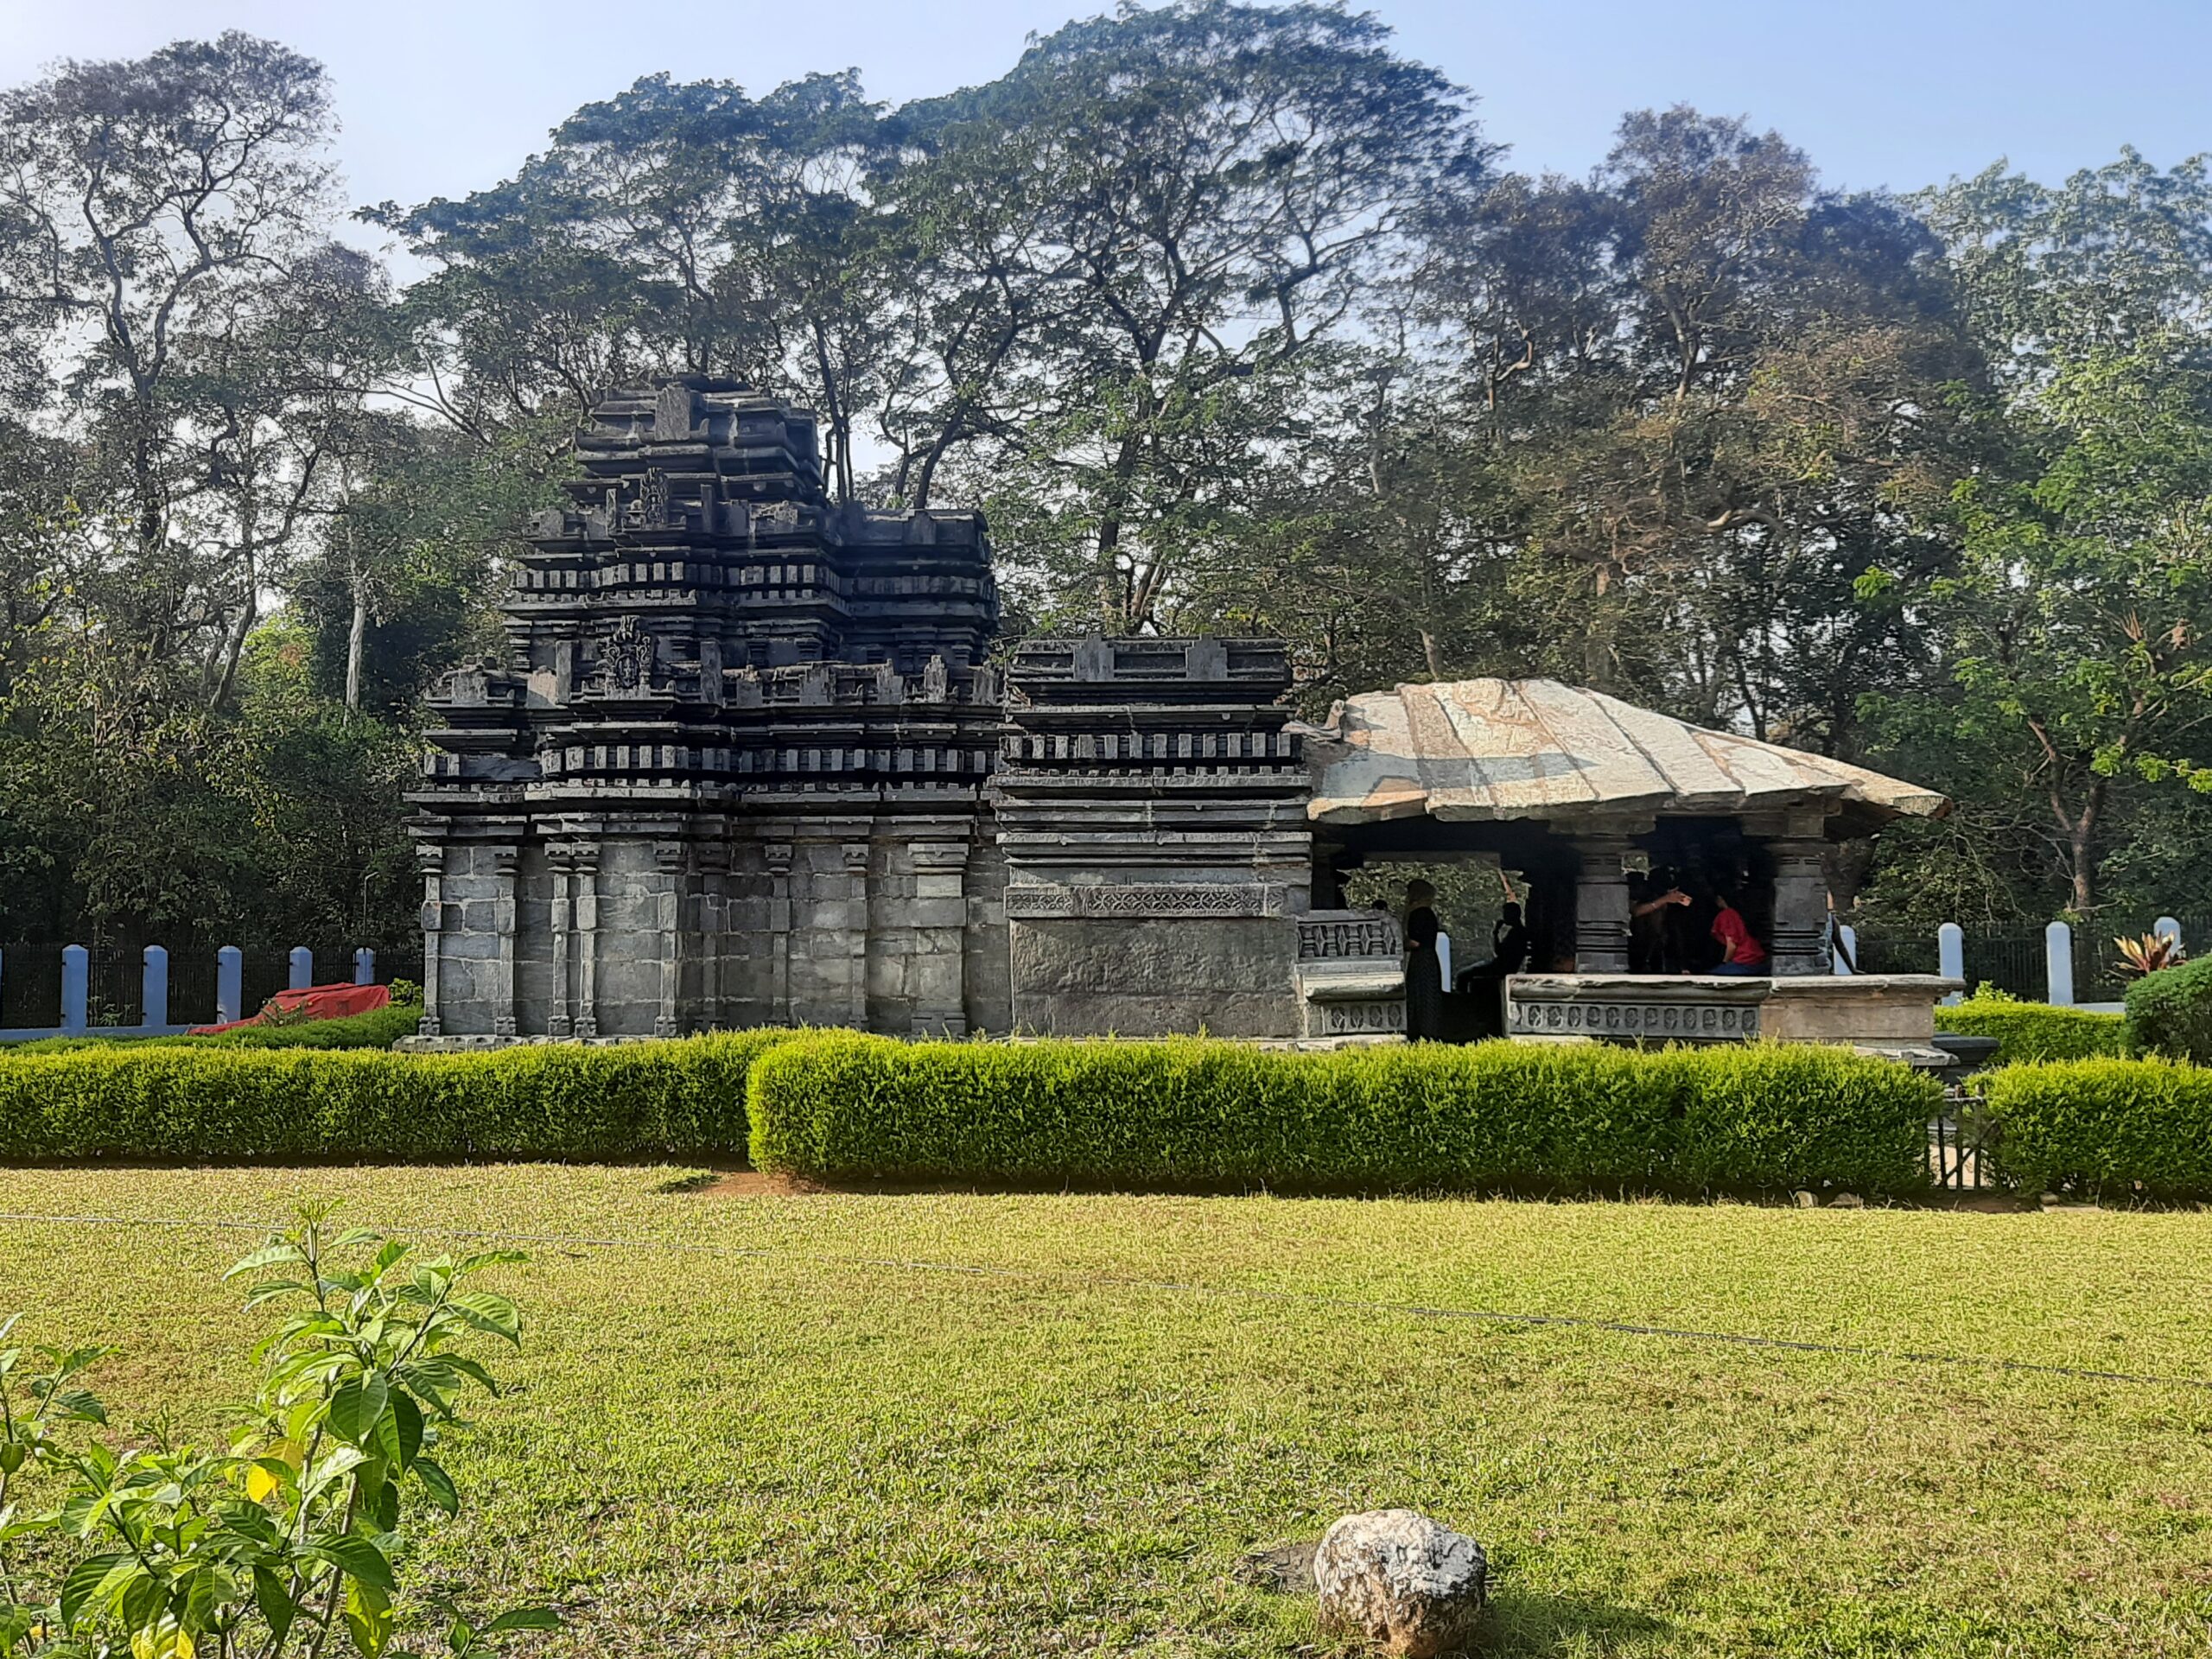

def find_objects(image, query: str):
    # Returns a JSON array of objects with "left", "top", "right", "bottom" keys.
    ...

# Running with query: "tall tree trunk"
[
  {"left": 1092, "top": 428, "right": 1147, "bottom": 632},
  {"left": 209, "top": 493, "right": 257, "bottom": 710},
  {"left": 345, "top": 568, "right": 368, "bottom": 715},
  {"left": 210, "top": 585, "right": 256, "bottom": 710},
  {"left": 2065, "top": 779, "right": 2105, "bottom": 913},
  {"left": 1418, "top": 630, "right": 1444, "bottom": 679},
  {"left": 1583, "top": 563, "right": 1617, "bottom": 690}
]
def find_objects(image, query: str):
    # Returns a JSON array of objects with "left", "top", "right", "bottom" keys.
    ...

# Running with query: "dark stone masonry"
[
  {"left": 408, "top": 376, "right": 1313, "bottom": 1041},
  {"left": 410, "top": 374, "right": 1957, "bottom": 1056}
]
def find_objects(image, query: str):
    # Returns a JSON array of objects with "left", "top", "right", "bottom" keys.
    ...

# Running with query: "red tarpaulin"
[{"left": 191, "top": 981, "right": 391, "bottom": 1035}]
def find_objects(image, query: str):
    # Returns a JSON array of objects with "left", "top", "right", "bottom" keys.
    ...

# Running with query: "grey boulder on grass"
[{"left": 1314, "top": 1509, "right": 1490, "bottom": 1656}]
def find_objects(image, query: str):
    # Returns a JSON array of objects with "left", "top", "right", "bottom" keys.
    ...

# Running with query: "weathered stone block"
[{"left": 1314, "top": 1510, "right": 1487, "bottom": 1659}]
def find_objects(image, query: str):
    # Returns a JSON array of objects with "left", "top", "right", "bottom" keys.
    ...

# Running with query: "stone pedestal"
[
  {"left": 1294, "top": 910, "right": 1406, "bottom": 1038},
  {"left": 1505, "top": 972, "right": 1967, "bottom": 1066}
]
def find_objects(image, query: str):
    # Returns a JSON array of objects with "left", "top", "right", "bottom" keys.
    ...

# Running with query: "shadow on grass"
[
  {"left": 1481, "top": 1589, "right": 1671, "bottom": 1653},
  {"left": 649, "top": 1170, "right": 723, "bottom": 1194}
]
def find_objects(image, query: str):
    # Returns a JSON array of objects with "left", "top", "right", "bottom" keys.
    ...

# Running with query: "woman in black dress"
[{"left": 1402, "top": 879, "right": 1444, "bottom": 1040}]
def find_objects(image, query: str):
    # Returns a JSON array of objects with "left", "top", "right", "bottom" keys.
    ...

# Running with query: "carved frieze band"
[
  {"left": 1297, "top": 913, "right": 1401, "bottom": 961},
  {"left": 1003, "top": 881, "right": 1289, "bottom": 919},
  {"left": 1321, "top": 999, "right": 1406, "bottom": 1035},
  {"left": 1508, "top": 997, "right": 1760, "bottom": 1039}
]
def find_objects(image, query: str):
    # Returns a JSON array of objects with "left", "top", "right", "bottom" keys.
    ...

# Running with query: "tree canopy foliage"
[{"left": 3, "top": 5, "right": 2211, "bottom": 951}]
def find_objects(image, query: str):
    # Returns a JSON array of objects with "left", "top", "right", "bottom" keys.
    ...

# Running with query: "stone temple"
[{"left": 410, "top": 376, "right": 1958, "bottom": 1056}]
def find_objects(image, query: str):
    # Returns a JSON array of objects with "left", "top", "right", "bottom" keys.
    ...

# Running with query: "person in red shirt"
[{"left": 1709, "top": 893, "right": 1768, "bottom": 976}]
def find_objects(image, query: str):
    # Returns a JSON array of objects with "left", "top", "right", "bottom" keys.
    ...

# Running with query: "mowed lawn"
[{"left": 1, "top": 1168, "right": 2209, "bottom": 1656}]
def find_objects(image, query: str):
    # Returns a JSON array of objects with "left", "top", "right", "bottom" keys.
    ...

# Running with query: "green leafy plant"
[
  {"left": 2123, "top": 954, "right": 2212, "bottom": 1062},
  {"left": 1934, "top": 1000, "right": 2126, "bottom": 1065},
  {"left": 747, "top": 1033, "right": 1942, "bottom": 1199},
  {"left": 0, "top": 1205, "right": 555, "bottom": 1658},
  {"left": 2115, "top": 931, "right": 2187, "bottom": 979},
  {"left": 1981, "top": 1056, "right": 2212, "bottom": 1198},
  {"left": 0, "top": 1028, "right": 799, "bottom": 1161},
  {"left": 11, "top": 1003, "right": 425, "bottom": 1056}
]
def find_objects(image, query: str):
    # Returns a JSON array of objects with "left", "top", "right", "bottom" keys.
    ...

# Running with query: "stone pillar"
[
  {"left": 908, "top": 840, "right": 970, "bottom": 1037},
  {"left": 766, "top": 841, "right": 794, "bottom": 1025},
  {"left": 1936, "top": 921, "right": 1964, "bottom": 1005},
  {"left": 2045, "top": 920, "right": 2075, "bottom": 1006},
  {"left": 1571, "top": 830, "right": 1635, "bottom": 974},
  {"left": 842, "top": 841, "right": 872, "bottom": 1030},
  {"left": 697, "top": 840, "right": 731, "bottom": 1026},
  {"left": 572, "top": 847, "right": 601, "bottom": 1039},
  {"left": 492, "top": 844, "right": 521, "bottom": 1036},
  {"left": 653, "top": 840, "right": 688, "bottom": 1038},
  {"left": 1769, "top": 836, "right": 1832, "bottom": 976},
  {"left": 547, "top": 850, "right": 575, "bottom": 1039},
  {"left": 416, "top": 842, "right": 447, "bottom": 1037}
]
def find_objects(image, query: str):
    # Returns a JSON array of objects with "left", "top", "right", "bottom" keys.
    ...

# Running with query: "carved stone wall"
[
  {"left": 410, "top": 379, "right": 1331, "bottom": 1045},
  {"left": 408, "top": 378, "right": 1008, "bottom": 1041},
  {"left": 994, "top": 636, "right": 1313, "bottom": 1038}
]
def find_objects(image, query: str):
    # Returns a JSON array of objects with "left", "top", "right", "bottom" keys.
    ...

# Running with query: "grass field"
[{"left": 0, "top": 1166, "right": 2208, "bottom": 1656}]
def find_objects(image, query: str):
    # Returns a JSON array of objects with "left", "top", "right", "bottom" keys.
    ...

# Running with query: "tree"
[
  {"left": 372, "top": 71, "right": 896, "bottom": 499},
  {"left": 902, "top": 0, "right": 1492, "bottom": 632},
  {"left": 1885, "top": 154, "right": 2212, "bottom": 914},
  {"left": 0, "top": 32, "right": 346, "bottom": 693},
  {"left": 0, "top": 33, "right": 411, "bottom": 948}
]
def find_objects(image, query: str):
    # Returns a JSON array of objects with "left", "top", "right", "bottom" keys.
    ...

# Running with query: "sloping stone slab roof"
[{"left": 1303, "top": 678, "right": 1949, "bottom": 829}]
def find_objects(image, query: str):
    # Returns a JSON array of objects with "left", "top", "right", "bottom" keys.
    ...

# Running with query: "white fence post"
[
  {"left": 142, "top": 946, "right": 168, "bottom": 1031},
  {"left": 1937, "top": 922, "right": 1965, "bottom": 1004},
  {"left": 2045, "top": 920, "right": 2075, "bottom": 1007},
  {"left": 1836, "top": 923, "right": 1858, "bottom": 976},
  {"left": 353, "top": 947, "right": 375, "bottom": 986},
  {"left": 2156, "top": 915, "right": 2182, "bottom": 950},
  {"left": 60, "top": 945, "right": 88, "bottom": 1035},
  {"left": 288, "top": 946, "right": 313, "bottom": 991},
  {"left": 216, "top": 946, "right": 244, "bottom": 1025}
]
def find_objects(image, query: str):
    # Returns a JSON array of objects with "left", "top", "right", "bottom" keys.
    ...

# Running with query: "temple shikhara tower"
[
  {"left": 409, "top": 377, "right": 1309, "bottom": 1041},
  {"left": 413, "top": 375, "right": 1959, "bottom": 1057}
]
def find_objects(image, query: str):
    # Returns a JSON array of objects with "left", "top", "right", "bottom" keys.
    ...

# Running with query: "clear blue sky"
[{"left": 3, "top": 0, "right": 2206, "bottom": 218}]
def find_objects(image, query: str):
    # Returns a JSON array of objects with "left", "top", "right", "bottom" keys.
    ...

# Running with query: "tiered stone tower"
[
  {"left": 411, "top": 376, "right": 1316, "bottom": 1043},
  {"left": 410, "top": 378, "right": 1012, "bottom": 1039}
]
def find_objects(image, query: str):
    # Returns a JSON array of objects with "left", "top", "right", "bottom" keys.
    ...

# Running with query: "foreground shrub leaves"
[{"left": 748, "top": 1034, "right": 1942, "bottom": 1198}]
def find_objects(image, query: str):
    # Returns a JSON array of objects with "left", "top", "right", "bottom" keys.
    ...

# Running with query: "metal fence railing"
[
  {"left": 1855, "top": 913, "right": 2209, "bottom": 1005},
  {"left": 0, "top": 941, "right": 422, "bottom": 1035}
]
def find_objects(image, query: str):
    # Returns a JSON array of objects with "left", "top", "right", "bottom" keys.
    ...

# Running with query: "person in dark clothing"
[
  {"left": 1630, "top": 877, "right": 1690, "bottom": 973},
  {"left": 1490, "top": 901, "right": 1530, "bottom": 976},
  {"left": 1402, "top": 879, "right": 1445, "bottom": 1039}
]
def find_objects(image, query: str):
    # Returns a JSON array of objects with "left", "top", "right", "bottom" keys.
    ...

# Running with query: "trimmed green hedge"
[
  {"left": 1982, "top": 1057, "right": 2212, "bottom": 1198},
  {"left": 2123, "top": 957, "right": 2212, "bottom": 1063},
  {"left": 0, "top": 1029, "right": 798, "bottom": 1161},
  {"left": 747, "top": 1035, "right": 1942, "bottom": 1198},
  {"left": 1933, "top": 1001, "right": 2126, "bottom": 1065},
  {"left": 8, "top": 1001, "right": 425, "bottom": 1055}
]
